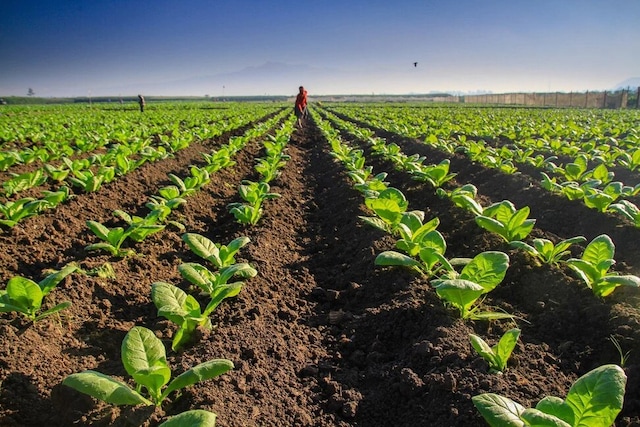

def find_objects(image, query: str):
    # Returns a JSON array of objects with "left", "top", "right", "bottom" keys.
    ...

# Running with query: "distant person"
[
  {"left": 138, "top": 94, "right": 145, "bottom": 112},
  {"left": 294, "top": 86, "right": 308, "bottom": 127}
]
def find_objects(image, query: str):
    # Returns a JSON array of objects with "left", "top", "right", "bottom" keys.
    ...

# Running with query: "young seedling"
[
  {"left": 510, "top": 236, "right": 586, "bottom": 266},
  {"left": 473, "top": 364, "right": 627, "bottom": 427},
  {"left": 566, "top": 234, "right": 640, "bottom": 297},
  {"left": 469, "top": 328, "right": 521, "bottom": 373},
  {"left": 432, "top": 251, "right": 512, "bottom": 320},
  {"left": 85, "top": 220, "right": 136, "bottom": 257},
  {"left": 63, "top": 326, "right": 234, "bottom": 407},
  {"left": 0, "top": 264, "right": 77, "bottom": 322}
]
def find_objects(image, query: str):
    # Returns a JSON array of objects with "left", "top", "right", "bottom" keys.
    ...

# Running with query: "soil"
[{"left": 1, "top": 108, "right": 639, "bottom": 427}]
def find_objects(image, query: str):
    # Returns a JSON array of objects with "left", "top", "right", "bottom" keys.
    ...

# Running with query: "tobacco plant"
[
  {"left": 228, "top": 180, "right": 280, "bottom": 225},
  {"left": 566, "top": 234, "right": 640, "bottom": 297},
  {"left": 0, "top": 264, "right": 77, "bottom": 322},
  {"left": 475, "top": 200, "right": 536, "bottom": 243},
  {"left": 609, "top": 199, "right": 640, "bottom": 227},
  {"left": 0, "top": 198, "right": 49, "bottom": 227},
  {"left": 473, "top": 364, "right": 627, "bottom": 427},
  {"left": 178, "top": 262, "right": 257, "bottom": 299},
  {"left": 152, "top": 282, "right": 216, "bottom": 351},
  {"left": 112, "top": 209, "right": 166, "bottom": 242},
  {"left": 469, "top": 328, "right": 520, "bottom": 373},
  {"left": 410, "top": 159, "right": 457, "bottom": 188},
  {"left": 436, "top": 183, "right": 484, "bottom": 216},
  {"left": 432, "top": 251, "right": 512, "bottom": 320},
  {"left": 63, "top": 326, "right": 234, "bottom": 407},
  {"left": 510, "top": 236, "right": 586, "bottom": 266},
  {"left": 375, "top": 213, "right": 454, "bottom": 278},
  {"left": 360, "top": 187, "right": 416, "bottom": 234}
]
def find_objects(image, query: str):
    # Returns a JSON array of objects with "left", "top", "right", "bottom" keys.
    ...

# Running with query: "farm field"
[{"left": 1, "top": 102, "right": 640, "bottom": 426}]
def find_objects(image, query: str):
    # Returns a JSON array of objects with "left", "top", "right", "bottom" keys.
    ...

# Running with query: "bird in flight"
[{"left": 413, "top": 62, "right": 418, "bottom": 67}]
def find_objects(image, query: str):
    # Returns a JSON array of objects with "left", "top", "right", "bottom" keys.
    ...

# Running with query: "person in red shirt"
[{"left": 294, "top": 86, "right": 308, "bottom": 127}]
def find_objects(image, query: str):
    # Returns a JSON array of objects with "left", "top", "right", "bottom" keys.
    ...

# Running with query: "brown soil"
[{"left": 1, "top": 110, "right": 639, "bottom": 426}]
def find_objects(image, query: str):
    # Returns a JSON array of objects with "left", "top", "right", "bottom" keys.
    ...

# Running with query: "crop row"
[
  {"left": 311, "top": 106, "right": 638, "bottom": 426},
  {"left": 0, "top": 104, "right": 298, "bottom": 426},
  {"left": 325, "top": 105, "right": 640, "bottom": 227}
]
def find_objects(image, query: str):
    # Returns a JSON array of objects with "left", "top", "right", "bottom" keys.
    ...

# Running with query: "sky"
[{"left": 1, "top": 0, "right": 639, "bottom": 97}]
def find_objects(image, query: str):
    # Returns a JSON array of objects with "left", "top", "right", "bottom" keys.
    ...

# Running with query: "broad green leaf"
[
  {"left": 179, "top": 263, "right": 215, "bottom": 294},
  {"left": 565, "top": 364, "right": 626, "bottom": 426},
  {"left": 121, "top": 326, "right": 171, "bottom": 396},
  {"left": 459, "top": 251, "right": 510, "bottom": 293},
  {"left": 475, "top": 216, "right": 506, "bottom": 238},
  {"left": 7, "top": 277, "right": 42, "bottom": 313},
  {"left": 204, "top": 283, "right": 243, "bottom": 316},
  {"left": 433, "top": 279, "right": 484, "bottom": 315},
  {"left": 86, "top": 220, "right": 110, "bottom": 241},
  {"left": 182, "top": 233, "right": 219, "bottom": 264},
  {"left": 535, "top": 396, "right": 574, "bottom": 425},
  {"left": 158, "top": 409, "right": 217, "bottom": 427},
  {"left": 472, "top": 393, "right": 525, "bottom": 427},
  {"left": 520, "top": 408, "right": 572, "bottom": 427},
  {"left": 63, "top": 370, "right": 152, "bottom": 406},
  {"left": 161, "top": 359, "right": 234, "bottom": 400},
  {"left": 581, "top": 235, "right": 614, "bottom": 266},
  {"left": 375, "top": 251, "right": 422, "bottom": 271},
  {"left": 152, "top": 282, "right": 202, "bottom": 325}
]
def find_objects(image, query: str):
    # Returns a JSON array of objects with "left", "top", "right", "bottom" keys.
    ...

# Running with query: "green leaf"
[
  {"left": 564, "top": 364, "right": 626, "bottom": 426},
  {"left": 34, "top": 301, "right": 72, "bottom": 321},
  {"left": 6, "top": 276, "right": 42, "bottom": 314},
  {"left": 494, "top": 328, "right": 521, "bottom": 371},
  {"left": 459, "top": 251, "right": 510, "bottom": 293},
  {"left": 151, "top": 282, "right": 203, "bottom": 326},
  {"left": 158, "top": 410, "right": 217, "bottom": 427},
  {"left": 582, "top": 235, "right": 614, "bottom": 266},
  {"left": 39, "top": 263, "right": 77, "bottom": 295},
  {"left": 520, "top": 408, "right": 572, "bottom": 427},
  {"left": 469, "top": 334, "right": 499, "bottom": 369},
  {"left": 476, "top": 216, "right": 507, "bottom": 238},
  {"left": 375, "top": 251, "right": 422, "bottom": 271},
  {"left": 535, "top": 396, "right": 574, "bottom": 425},
  {"left": 121, "top": 326, "right": 171, "bottom": 399},
  {"left": 182, "top": 233, "right": 219, "bottom": 265},
  {"left": 161, "top": 359, "right": 234, "bottom": 401},
  {"left": 86, "top": 220, "right": 110, "bottom": 241},
  {"left": 63, "top": 370, "right": 152, "bottom": 406},
  {"left": 433, "top": 279, "right": 484, "bottom": 317},
  {"left": 472, "top": 393, "right": 525, "bottom": 427}
]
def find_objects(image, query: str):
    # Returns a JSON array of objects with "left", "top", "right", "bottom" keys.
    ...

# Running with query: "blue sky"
[{"left": 1, "top": 0, "right": 639, "bottom": 97}]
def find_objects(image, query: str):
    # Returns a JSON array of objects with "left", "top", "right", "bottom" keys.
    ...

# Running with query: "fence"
[{"left": 461, "top": 88, "right": 637, "bottom": 109}]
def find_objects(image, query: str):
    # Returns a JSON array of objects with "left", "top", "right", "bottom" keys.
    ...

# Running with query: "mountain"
[
  {"left": 96, "top": 62, "right": 345, "bottom": 97},
  {"left": 613, "top": 77, "right": 640, "bottom": 90}
]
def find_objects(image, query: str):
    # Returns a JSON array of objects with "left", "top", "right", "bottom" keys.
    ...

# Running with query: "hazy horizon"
[{"left": 2, "top": 0, "right": 639, "bottom": 97}]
